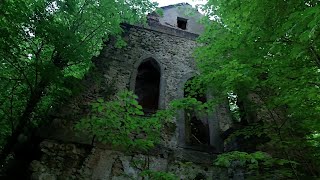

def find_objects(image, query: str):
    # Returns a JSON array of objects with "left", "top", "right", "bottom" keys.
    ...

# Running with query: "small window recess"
[{"left": 177, "top": 17, "right": 188, "bottom": 30}]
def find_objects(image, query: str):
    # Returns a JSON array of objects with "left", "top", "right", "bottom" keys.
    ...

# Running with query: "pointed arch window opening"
[
  {"left": 134, "top": 59, "right": 161, "bottom": 115},
  {"left": 184, "top": 79, "right": 210, "bottom": 146}
]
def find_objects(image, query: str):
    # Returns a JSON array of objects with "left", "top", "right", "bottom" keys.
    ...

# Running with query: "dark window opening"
[
  {"left": 177, "top": 17, "right": 187, "bottom": 30},
  {"left": 189, "top": 115, "right": 210, "bottom": 145},
  {"left": 134, "top": 59, "right": 160, "bottom": 115},
  {"left": 184, "top": 79, "right": 210, "bottom": 146}
]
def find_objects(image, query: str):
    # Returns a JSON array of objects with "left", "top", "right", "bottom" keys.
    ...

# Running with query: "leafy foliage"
[
  {"left": 0, "top": 0, "right": 157, "bottom": 167},
  {"left": 215, "top": 151, "right": 296, "bottom": 179},
  {"left": 75, "top": 90, "right": 174, "bottom": 151},
  {"left": 140, "top": 170, "right": 178, "bottom": 180},
  {"left": 195, "top": 0, "right": 320, "bottom": 177}
]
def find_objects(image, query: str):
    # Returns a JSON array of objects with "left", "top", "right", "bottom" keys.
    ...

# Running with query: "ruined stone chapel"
[{"left": 29, "top": 3, "right": 234, "bottom": 180}]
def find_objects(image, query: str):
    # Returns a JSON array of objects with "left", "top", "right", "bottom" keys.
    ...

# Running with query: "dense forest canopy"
[
  {"left": 196, "top": 0, "right": 320, "bottom": 178},
  {"left": 0, "top": 0, "right": 319, "bottom": 179},
  {"left": 0, "top": 0, "right": 157, "bottom": 170}
]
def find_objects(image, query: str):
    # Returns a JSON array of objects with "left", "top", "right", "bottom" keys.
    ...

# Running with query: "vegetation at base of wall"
[
  {"left": 0, "top": 0, "right": 157, "bottom": 171},
  {"left": 75, "top": 90, "right": 174, "bottom": 152},
  {"left": 215, "top": 151, "right": 296, "bottom": 179},
  {"left": 193, "top": 0, "right": 320, "bottom": 178},
  {"left": 140, "top": 170, "right": 178, "bottom": 180}
]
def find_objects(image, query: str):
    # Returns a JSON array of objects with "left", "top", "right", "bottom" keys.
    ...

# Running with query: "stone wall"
[
  {"left": 31, "top": 21, "right": 234, "bottom": 179},
  {"left": 100, "top": 24, "right": 232, "bottom": 149},
  {"left": 30, "top": 140, "right": 235, "bottom": 180}
]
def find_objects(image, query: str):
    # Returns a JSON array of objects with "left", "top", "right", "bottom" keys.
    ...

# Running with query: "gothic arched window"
[{"left": 134, "top": 59, "right": 160, "bottom": 114}]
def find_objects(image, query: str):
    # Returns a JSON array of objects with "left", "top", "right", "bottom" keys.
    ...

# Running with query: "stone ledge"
[{"left": 121, "top": 22, "right": 199, "bottom": 41}]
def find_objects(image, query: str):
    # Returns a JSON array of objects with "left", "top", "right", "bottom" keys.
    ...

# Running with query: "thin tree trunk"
[
  {"left": 0, "top": 52, "right": 64, "bottom": 169},
  {"left": 0, "top": 78, "right": 49, "bottom": 167}
]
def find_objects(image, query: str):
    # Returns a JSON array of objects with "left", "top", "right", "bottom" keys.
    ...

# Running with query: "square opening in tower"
[{"left": 177, "top": 17, "right": 188, "bottom": 30}]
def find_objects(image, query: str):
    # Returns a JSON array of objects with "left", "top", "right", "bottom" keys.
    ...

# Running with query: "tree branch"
[
  {"left": 34, "top": 41, "right": 44, "bottom": 88},
  {"left": 310, "top": 46, "right": 320, "bottom": 68},
  {"left": 9, "top": 82, "right": 18, "bottom": 135},
  {"left": 4, "top": 58, "right": 34, "bottom": 93}
]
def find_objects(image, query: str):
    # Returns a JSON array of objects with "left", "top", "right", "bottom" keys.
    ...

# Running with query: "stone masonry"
[{"left": 30, "top": 3, "right": 236, "bottom": 180}]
